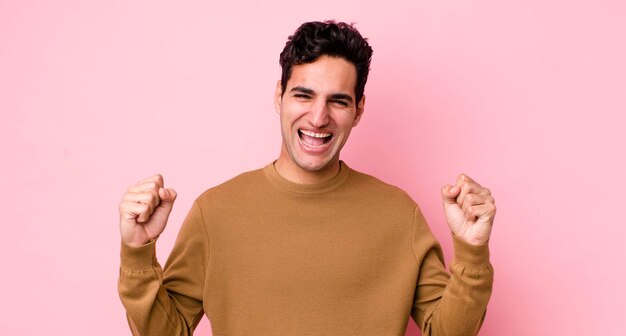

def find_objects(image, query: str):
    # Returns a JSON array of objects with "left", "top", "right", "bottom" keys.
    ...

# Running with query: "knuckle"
[
  {"left": 119, "top": 201, "right": 133, "bottom": 211},
  {"left": 140, "top": 195, "right": 150, "bottom": 205},
  {"left": 150, "top": 191, "right": 160, "bottom": 204},
  {"left": 460, "top": 173, "right": 474, "bottom": 183},
  {"left": 144, "top": 189, "right": 157, "bottom": 200}
]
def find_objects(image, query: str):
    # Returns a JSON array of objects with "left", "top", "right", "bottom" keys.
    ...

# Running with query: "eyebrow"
[
  {"left": 290, "top": 86, "right": 315, "bottom": 95},
  {"left": 290, "top": 86, "right": 354, "bottom": 103},
  {"left": 329, "top": 93, "right": 353, "bottom": 103}
]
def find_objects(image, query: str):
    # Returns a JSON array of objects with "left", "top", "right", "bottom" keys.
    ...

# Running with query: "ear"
[
  {"left": 352, "top": 95, "right": 365, "bottom": 127},
  {"left": 274, "top": 80, "right": 282, "bottom": 115}
]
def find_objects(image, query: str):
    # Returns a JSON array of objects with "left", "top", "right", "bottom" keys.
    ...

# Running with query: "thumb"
[
  {"left": 148, "top": 188, "right": 177, "bottom": 225},
  {"left": 151, "top": 187, "right": 177, "bottom": 220},
  {"left": 158, "top": 187, "right": 177, "bottom": 208},
  {"left": 441, "top": 184, "right": 460, "bottom": 205}
]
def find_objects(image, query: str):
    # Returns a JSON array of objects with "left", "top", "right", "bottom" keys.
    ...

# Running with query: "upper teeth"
[{"left": 301, "top": 130, "right": 331, "bottom": 138}]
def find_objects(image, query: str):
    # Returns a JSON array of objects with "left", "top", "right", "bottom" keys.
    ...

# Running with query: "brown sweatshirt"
[{"left": 119, "top": 162, "right": 493, "bottom": 335}]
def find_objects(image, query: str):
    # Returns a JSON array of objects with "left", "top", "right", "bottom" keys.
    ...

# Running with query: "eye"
[
  {"left": 294, "top": 94, "right": 311, "bottom": 100},
  {"left": 332, "top": 99, "right": 349, "bottom": 106}
]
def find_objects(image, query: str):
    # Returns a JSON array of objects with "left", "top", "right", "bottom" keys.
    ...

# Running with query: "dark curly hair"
[{"left": 279, "top": 20, "right": 373, "bottom": 104}]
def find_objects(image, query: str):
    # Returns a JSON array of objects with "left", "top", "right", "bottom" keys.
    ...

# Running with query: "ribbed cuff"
[
  {"left": 120, "top": 240, "right": 156, "bottom": 270},
  {"left": 452, "top": 234, "right": 490, "bottom": 266}
]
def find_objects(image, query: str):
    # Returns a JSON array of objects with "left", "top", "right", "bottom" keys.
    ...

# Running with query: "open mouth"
[{"left": 298, "top": 129, "right": 333, "bottom": 148}]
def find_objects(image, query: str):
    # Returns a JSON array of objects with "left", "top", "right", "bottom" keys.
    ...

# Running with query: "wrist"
[{"left": 122, "top": 238, "right": 155, "bottom": 248}]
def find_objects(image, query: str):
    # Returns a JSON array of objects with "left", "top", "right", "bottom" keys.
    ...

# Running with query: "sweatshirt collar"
[{"left": 263, "top": 161, "right": 351, "bottom": 196}]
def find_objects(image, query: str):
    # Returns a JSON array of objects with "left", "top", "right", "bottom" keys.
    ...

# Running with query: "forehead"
[{"left": 287, "top": 55, "right": 357, "bottom": 96}]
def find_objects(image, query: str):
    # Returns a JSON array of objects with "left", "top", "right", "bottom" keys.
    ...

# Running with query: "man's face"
[{"left": 274, "top": 55, "right": 364, "bottom": 180}]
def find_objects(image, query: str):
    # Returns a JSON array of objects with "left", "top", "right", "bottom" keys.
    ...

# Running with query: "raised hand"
[
  {"left": 119, "top": 174, "right": 177, "bottom": 247},
  {"left": 441, "top": 174, "right": 496, "bottom": 246}
]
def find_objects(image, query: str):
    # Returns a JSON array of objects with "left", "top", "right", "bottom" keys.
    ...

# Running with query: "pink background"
[{"left": 1, "top": 0, "right": 624, "bottom": 335}]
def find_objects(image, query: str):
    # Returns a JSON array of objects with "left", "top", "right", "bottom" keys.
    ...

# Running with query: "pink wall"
[{"left": 1, "top": 1, "right": 624, "bottom": 335}]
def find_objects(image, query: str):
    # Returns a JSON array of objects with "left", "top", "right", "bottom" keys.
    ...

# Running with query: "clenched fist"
[
  {"left": 119, "top": 174, "right": 177, "bottom": 247},
  {"left": 442, "top": 174, "right": 496, "bottom": 246}
]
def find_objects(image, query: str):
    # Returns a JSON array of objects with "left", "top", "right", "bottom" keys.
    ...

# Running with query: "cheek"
[
  {"left": 281, "top": 105, "right": 308, "bottom": 125},
  {"left": 280, "top": 111, "right": 299, "bottom": 134},
  {"left": 333, "top": 112, "right": 358, "bottom": 130}
]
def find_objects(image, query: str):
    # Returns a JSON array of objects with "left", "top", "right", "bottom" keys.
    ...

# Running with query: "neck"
[{"left": 274, "top": 157, "right": 340, "bottom": 185}]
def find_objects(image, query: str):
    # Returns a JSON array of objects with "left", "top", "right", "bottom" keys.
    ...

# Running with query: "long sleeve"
[
  {"left": 411, "top": 206, "right": 494, "bottom": 336},
  {"left": 118, "top": 201, "right": 210, "bottom": 336}
]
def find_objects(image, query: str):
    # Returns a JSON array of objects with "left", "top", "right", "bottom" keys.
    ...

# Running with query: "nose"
[{"left": 309, "top": 99, "right": 330, "bottom": 127}]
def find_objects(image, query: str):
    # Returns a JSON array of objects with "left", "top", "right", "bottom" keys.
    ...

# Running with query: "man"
[{"left": 118, "top": 21, "right": 495, "bottom": 335}]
